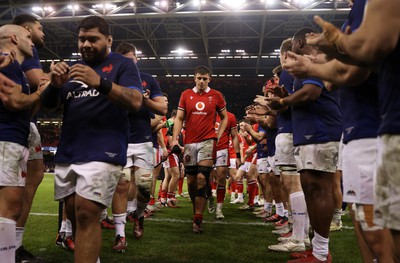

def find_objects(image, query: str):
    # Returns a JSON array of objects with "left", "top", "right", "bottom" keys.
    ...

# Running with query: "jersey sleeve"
[
  {"left": 21, "top": 48, "right": 42, "bottom": 72},
  {"left": 178, "top": 91, "right": 187, "bottom": 111},
  {"left": 229, "top": 113, "right": 237, "bottom": 131},
  {"left": 117, "top": 59, "right": 143, "bottom": 92},
  {"left": 148, "top": 76, "right": 163, "bottom": 99},
  {"left": 1, "top": 62, "right": 23, "bottom": 85},
  {"left": 302, "top": 77, "right": 324, "bottom": 89},
  {"left": 216, "top": 91, "right": 226, "bottom": 112}
]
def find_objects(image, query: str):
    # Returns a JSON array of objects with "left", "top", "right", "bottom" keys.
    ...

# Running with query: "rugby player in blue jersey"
[{"left": 40, "top": 16, "right": 143, "bottom": 263}]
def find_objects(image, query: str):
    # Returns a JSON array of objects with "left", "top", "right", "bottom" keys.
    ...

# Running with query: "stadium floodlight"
[
  {"left": 221, "top": 49, "right": 231, "bottom": 53},
  {"left": 171, "top": 48, "right": 193, "bottom": 55},
  {"left": 32, "top": 6, "right": 54, "bottom": 12},
  {"left": 235, "top": 49, "right": 245, "bottom": 53},
  {"left": 67, "top": 4, "right": 80, "bottom": 10},
  {"left": 92, "top": 3, "right": 117, "bottom": 9},
  {"left": 129, "top": 2, "right": 135, "bottom": 7},
  {"left": 193, "top": 0, "right": 206, "bottom": 6},
  {"left": 220, "top": 0, "right": 246, "bottom": 9}
]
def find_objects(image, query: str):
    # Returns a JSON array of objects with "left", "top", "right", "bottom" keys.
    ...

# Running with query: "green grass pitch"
[{"left": 23, "top": 173, "right": 362, "bottom": 263}]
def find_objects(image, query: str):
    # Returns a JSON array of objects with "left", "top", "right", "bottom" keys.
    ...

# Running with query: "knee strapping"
[
  {"left": 135, "top": 169, "right": 153, "bottom": 201},
  {"left": 197, "top": 185, "right": 209, "bottom": 198},
  {"left": 279, "top": 165, "right": 297, "bottom": 172}
]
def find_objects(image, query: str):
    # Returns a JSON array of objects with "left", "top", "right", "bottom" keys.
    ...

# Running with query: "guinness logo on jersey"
[{"left": 195, "top": 102, "right": 205, "bottom": 111}]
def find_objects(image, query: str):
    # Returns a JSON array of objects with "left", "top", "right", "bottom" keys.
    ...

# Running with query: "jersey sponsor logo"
[
  {"left": 102, "top": 64, "right": 113, "bottom": 73},
  {"left": 105, "top": 152, "right": 118, "bottom": 158},
  {"left": 70, "top": 80, "right": 89, "bottom": 88},
  {"left": 66, "top": 89, "right": 100, "bottom": 100},
  {"left": 195, "top": 102, "right": 205, "bottom": 111}
]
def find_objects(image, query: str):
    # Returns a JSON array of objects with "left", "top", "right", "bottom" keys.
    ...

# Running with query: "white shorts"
[
  {"left": 268, "top": 156, "right": 279, "bottom": 175},
  {"left": 183, "top": 139, "right": 215, "bottom": 166},
  {"left": 274, "top": 133, "right": 296, "bottom": 166},
  {"left": 239, "top": 161, "right": 251, "bottom": 173},
  {"left": 215, "top": 149, "right": 228, "bottom": 167},
  {"left": 342, "top": 138, "right": 376, "bottom": 204},
  {"left": 257, "top": 158, "right": 270, "bottom": 174},
  {"left": 54, "top": 162, "right": 123, "bottom": 207},
  {"left": 294, "top": 141, "right": 339, "bottom": 173},
  {"left": 374, "top": 135, "right": 400, "bottom": 231},
  {"left": 28, "top": 123, "right": 43, "bottom": 161},
  {"left": 0, "top": 141, "right": 29, "bottom": 187},
  {"left": 163, "top": 153, "right": 179, "bottom": 169},
  {"left": 125, "top": 142, "right": 154, "bottom": 170},
  {"left": 337, "top": 135, "right": 344, "bottom": 171},
  {"left": 229, "top": 158, "right": 237, "bottom": 169}
]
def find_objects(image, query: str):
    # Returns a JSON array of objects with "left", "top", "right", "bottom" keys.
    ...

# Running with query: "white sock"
[
  {"left": 275, "top": 202, "right": 284, "bottom": 217},
  {"left": 238, "top": 193, "right": 243, "bottom": 199},
  {"left": 65, "top": 219, "right": 73, "bottom": 237},
  {"left": 264, "top": 202, "right": 273, "bottom": 213},
  {"left": 217, "top": 203, "right": 223, "bottom": 210},
  {"left": 0, "top": 217, "right": 16, "bottom": 263},
  {"left": 290, "top": 191, "right": 307, "bottom": 240},
  {"left": 59, "top": 220, "right": 67, "bottom": 233},
  {"left": 96, "top": 257, "right": 100, "bottom": 263},
  {"left": 333, "top": 208, "right": 342, "bottom": 221},
  {"left": 312, "top": 231, "right": 329, "bottom": 261},
  {"left": 100, "top": 208, "right": 108, "bottom": 221},
  {"left": 127, "top": 199, "right": 138, "bottom": 213},
  {"left": 113, "top": 213, "right": 126, "bottom": 238},
  {"left": 15, "top": 227, "right": 24, "bottom": 249}
]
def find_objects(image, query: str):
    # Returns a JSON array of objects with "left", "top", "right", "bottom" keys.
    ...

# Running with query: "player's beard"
[{"left": 81, "top": 45, "right": 108, "bottom": 66}]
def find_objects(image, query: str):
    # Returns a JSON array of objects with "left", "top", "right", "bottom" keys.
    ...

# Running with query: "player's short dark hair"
[
  {"left": 78, "top": 16, "right": 110, "bottom": 36},
  {"left": 293, "top": 27, "right": 315, "bottom": 42},
  {"left": 194, "top": 66, "right": 211, "bottom": 76},
  {"left": 13, "top": 14, "right": 39, "bottom": 25},
  {"left": 163, "top": 92, "right": 168, "bottom": 98},
  {"left": 115, "top": 42, "right": 137, "bottom": 55}
]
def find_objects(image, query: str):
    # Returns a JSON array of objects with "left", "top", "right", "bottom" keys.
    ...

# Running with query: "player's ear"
[{"left": 107, "top": 35, "right": 113, "bottom": 48}]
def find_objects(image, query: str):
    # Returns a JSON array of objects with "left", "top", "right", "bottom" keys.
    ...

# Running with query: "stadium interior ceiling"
[{"left": 1, "top": 0, "right": 350, "bottom": 78}]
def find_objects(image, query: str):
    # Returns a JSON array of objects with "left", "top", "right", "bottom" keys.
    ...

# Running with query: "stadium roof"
[{"left": 1, "top": 0, "right": 350, "bottom": 78}]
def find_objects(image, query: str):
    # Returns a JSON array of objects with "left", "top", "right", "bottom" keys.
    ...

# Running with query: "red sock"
[
  {"left": 178, "top": 178, "right": 184, "bottom": 194},
  {"left": 217, "top": 185, "right": 226, "bottom": 203},
  {"left": 230, "top": 181, "right": 237, "bottom": 193},
  {"left": 236, "top": 181, "right": 243, "bottom": 194},
  {"left": 149, "top": 197, "right": 155, "bottom": 205},
  {"left": 167, "top": 192, "right": 174, "bottom": 199},
  {"left": 158, "top": 183, "right": 163, "bottom": 199},
  {"left": 161, "top": 190, "right": 167, "bottom": 199},
  {"left": 211, "top": 179, "right": 217, "bottom": 191},
  {"left": 247, "top": 180, "right": 257, "bottom": 206}
]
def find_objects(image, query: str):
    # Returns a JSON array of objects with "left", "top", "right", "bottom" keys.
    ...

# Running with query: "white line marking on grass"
[
  {"left": 31, "top": 212, "right": 58, "bottom": 216},
  {"left": 146, "top": 217, "right": 270, "bottom": 226},
  {"left": 29, "top": 212, "right": 354, "bottom": 229}
]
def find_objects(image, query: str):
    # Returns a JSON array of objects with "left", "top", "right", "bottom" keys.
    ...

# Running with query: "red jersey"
[
  {"left": 216, "top": 111, "right": 237, "bottom": 151},
  {"left": 178, "top": 87, "right": 226, "bottom": 144},
  {"left": 239, "top": 133, "right": 256, "bottom": 162}
]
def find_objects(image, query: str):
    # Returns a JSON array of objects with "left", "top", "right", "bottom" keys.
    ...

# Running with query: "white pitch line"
[{"left": 29, "top": 212, "right": 354, "bottom": 229}]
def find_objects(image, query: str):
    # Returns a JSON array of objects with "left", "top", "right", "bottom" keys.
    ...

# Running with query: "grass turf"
[{"left": 24, "top": 173, "right": 362, "bottom": 263}]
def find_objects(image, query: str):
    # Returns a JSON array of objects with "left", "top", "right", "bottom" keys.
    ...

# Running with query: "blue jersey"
[
  {"left": 277, "top": 70, "right": 294, "bottom": 134},
  {"left": 256, "top": 126, "right": 268, "bottom": 159},
  {"left": 292, "top": 77, "right": 342, "bottom": 146},
  {"left": 21, "top": 47, "right": 42, "bottom": 122},
  {"left": 0, "top": 61, "right": 31, "bottom": 147},
  {"left": 55, "top": 52, "right": 142, "bottom": 166},
  {"left": 378, "top": 41, "right": 400, "bottom": 135},
  {"left": 128, "top": 72, "right": 163, "bottom": 143},
  {"left": 340, "top": 0, "right": 380, "bottom": 143},
  {"left": 265, "top": 126, "right": 277, "bottom": 157}
]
